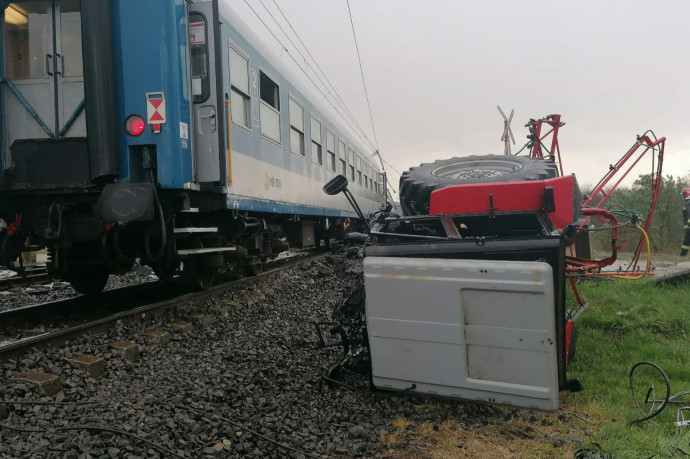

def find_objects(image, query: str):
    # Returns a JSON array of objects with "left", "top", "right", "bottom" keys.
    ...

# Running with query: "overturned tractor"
[{"left": 317, "top": 114, "right": 665, "bottom": 411}]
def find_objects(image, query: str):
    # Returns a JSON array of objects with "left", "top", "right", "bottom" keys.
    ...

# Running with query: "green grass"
[
  {"left": 591, "top": 250, "right": 690, "bottom": 263},
  {"left": 565, "top": 278, "right": 690, "bottom": 457}
]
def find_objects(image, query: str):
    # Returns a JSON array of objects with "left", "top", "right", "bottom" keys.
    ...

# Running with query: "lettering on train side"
[{"left": 263, "top": 172, "right": 282, "bottom": 190}]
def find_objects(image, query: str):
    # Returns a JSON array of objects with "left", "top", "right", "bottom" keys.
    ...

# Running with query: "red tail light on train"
[{"left": 125, "top": 115, "right": 146, "bottom": 136}]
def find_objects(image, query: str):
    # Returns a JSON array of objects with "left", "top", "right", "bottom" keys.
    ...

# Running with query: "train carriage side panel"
[
  {"left": 217, "top": 2, "right": 380, "bottom": 218},
  {"left": 113, "top": 0, "right": 193, "bottom": 189}
]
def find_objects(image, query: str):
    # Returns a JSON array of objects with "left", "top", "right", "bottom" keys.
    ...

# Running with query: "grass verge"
[{"left": 393, "top": 277, "right": 690, "bottom": 458}]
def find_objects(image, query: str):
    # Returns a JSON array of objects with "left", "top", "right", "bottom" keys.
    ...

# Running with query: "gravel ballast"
[
  {"left": 0, "top": 266, "right": 157, "bottom": 313},
  {"left": 0, "top": 250, "right": 508, "bottom": 458}
]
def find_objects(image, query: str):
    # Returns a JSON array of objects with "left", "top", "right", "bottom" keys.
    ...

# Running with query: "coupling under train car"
[{"left": 0, "top": 0, "right": 386, "bottom": 293}]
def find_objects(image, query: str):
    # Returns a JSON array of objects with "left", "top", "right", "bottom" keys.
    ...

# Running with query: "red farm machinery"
[{"left": 320, "top": 114, "right": 665, "bottom": 411}]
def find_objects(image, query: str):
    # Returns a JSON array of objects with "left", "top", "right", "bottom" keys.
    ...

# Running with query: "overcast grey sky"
[{"left": 235, "top": 0, "right": 690, "bottom": 190}]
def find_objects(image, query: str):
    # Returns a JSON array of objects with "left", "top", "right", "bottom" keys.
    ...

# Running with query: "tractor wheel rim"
[{"left": 432, "top": 159, "right": 523, "bottom": 179}]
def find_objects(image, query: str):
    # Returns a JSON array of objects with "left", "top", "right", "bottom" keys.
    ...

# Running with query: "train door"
[
  {"left": 189, "top": 1, "right": 223, "bottom": 184},
  {"left": 2, "top": 0, "right": 85, "bottom": 150}
]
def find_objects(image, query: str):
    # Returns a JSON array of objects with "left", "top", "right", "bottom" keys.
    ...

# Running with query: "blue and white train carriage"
[{"left": 0, "top": 0, "right": 386, "bottom": 293}]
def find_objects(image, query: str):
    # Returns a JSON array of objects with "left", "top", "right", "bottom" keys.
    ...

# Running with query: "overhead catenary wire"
[
  {"left": 346, "top": 0, "right": 380, "bottom": 152},
  {"left": 269, "top": 0, "right": 378, "bottom": 153},
  {"left": 381, "top": 159, "right": 402, "bottom": 177},
  {"left": 246, "top": 0, "right": 400, "bottom": 191},
  {"left": 270, "top": 0, "right": 389, "bottom": 175},
  {"left": 344, "top": 0, "right": 389, "bottom": 176},
  {"left": 243, "top": 0, "right": 378, "bottom": 154},
  {"left": 380, "top": 159, "right": 402, "bottom": 194}
]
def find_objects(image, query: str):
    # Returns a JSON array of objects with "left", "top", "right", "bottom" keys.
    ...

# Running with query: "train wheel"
[
  {"left": 182, "top": 261, "right": 216, "bottom": 291},
  {"left": 69, "top": 267, "right": 110, "bottom": 296},
  {"left": 152, "top": 261, "right": 178, "bottom": 283},
  {"left": 242, "top": 257, "right": 263, "bottom": 277}
]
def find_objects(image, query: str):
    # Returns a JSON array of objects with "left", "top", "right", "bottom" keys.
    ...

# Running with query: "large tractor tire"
[{"left": 399, "top": 155, "right": 559, "bottom": 216}]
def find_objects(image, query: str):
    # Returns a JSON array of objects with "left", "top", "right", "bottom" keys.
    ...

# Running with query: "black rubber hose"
[
  {"left": 178, "top": 405, "right": 321, "bottom": 459},
  {"left": 0, "top": 423, "right": 185, "bottom": 459},
  {"left": 144, "top": 170, "right": 167, "bottom": 263},
  {"left": 101, "top": 229, "right": 113, "bottom": 262},
  {"left": 0, "top": 235, "right": 12, "bottom": 265},
  {"left": 113, "top": 225, "right": 135, "bottom": 264}
]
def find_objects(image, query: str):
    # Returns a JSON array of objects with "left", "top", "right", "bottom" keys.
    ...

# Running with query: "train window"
[
  {"left": 338, "top": 140, "right": 347, "bottom": 176},
  {"left": 357, "top": 156, "right": 362, "bottom": 186},
  {"left": 311, "top": 117, "right": 322, "bottom": 166},
  {"left": 348, "top": 148, "right": 355, "bottom": 182},
  {"left": 61, "top": 1, "right": 83, "bottom": 78},
  {"left": 259, "top": 71, "right": 281, "bottom": 143},
  {"left": 289, "top": 97, "right": 304, "bottom": 156},
  {"left": 190, "top": 13, "right": 210, "bottom": 103},
  {"left": 229, "top": 45, "right": 250, "bottom": 128},
  {"left": 260, "top": 71, "right": 279, "bottom": 109},
  {"left": 326, "top": 131, "right": 336, "bottom": 172},
  {"left": 4, "top": 3, "right": 50, "bottom": 80}
]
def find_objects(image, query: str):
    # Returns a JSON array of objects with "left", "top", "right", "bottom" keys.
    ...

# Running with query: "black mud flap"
[
  {"left": 6, "top": 138, "right": 90, "bottom": 189},
  {"left": 95, "top": 183, "right": 155, "bottom": 223}
]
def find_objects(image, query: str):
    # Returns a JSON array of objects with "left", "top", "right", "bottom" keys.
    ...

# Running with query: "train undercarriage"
[{"left": 0, "top": 189, "right": 344, "bottom": 294}]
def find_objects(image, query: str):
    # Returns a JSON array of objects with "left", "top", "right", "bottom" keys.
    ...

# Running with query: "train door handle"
[
  {"left": 45, "top": 54, "right": 53, "bottom": 76},
  {"left": 201, "top": 110, "right": 217, "bottom": 132},
  {"left": 55, "top": 53, "right": 63, "bottom": 76}
]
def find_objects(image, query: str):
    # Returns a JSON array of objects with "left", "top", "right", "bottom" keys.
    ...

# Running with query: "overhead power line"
[
  {"left": 270, "top": 0, "right": 376, "bottom": 151},
  {"left": 272, "top": 0, "right": 389, "bottom": 178},
  {"left": 271, "top": 0, "right": 397, "bottom": 192},
  {"left": 346, "top": 0, "right": 380, "bottom": 152},
  {"left": 244, "top": 0, "right": 397, "bottom": 188},
  {"left": 382, "top": 159, "right": 402, "bottom": 177},
  {"left": 243, "top": 0, "right": 377, "bottom": 153}
]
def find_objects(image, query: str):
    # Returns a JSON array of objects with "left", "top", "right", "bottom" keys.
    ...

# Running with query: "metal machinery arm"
[
  {"left": 520, "top": 116, "right": 665, "bottom": 309},
  {"left": 568, "top": 132, "right": 665, "bottom": 276},
  {"left": 526, "top": 114, "right": 566, "bottom": 176},
  {"left": 522, "top": 115, "right": 665, "bottom": 276}
]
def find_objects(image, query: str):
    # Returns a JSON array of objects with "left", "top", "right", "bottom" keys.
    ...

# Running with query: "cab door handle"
[{"left": 200, "top": 111, "right": 216, "bottom": 119}]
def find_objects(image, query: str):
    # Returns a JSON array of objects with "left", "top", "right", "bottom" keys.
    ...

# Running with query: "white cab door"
[{"left": 364, "top": 257, "right": 560, "bottom": 411}]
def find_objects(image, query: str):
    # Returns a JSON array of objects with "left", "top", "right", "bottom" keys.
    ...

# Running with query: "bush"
[{"left": 584, "top": 174, "right": 687, "bottom": 255}]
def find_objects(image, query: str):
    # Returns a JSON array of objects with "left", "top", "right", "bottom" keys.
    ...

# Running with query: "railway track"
[
  {"left": 0, "top": 249, "right": 333, "bottom": 362},
  {"left": 0, "top": 266, "right": 51, "bottom": 291}
]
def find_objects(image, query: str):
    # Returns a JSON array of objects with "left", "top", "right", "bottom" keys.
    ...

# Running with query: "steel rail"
[
  {"left": 0, "top": 268, "right": 51, "bottom": 290},
  {"left": 0, "top": 250, "right": 331, "bottom": 362}
]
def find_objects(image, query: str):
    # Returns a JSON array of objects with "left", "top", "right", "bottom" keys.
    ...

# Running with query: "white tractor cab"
[{"left": 320, "top": 156, "right": 583, "bottom": 411}]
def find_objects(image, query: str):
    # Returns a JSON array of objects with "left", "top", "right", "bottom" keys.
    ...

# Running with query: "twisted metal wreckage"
[{"left": 316, "top": 114, "right": 665, "bottom": 414}]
